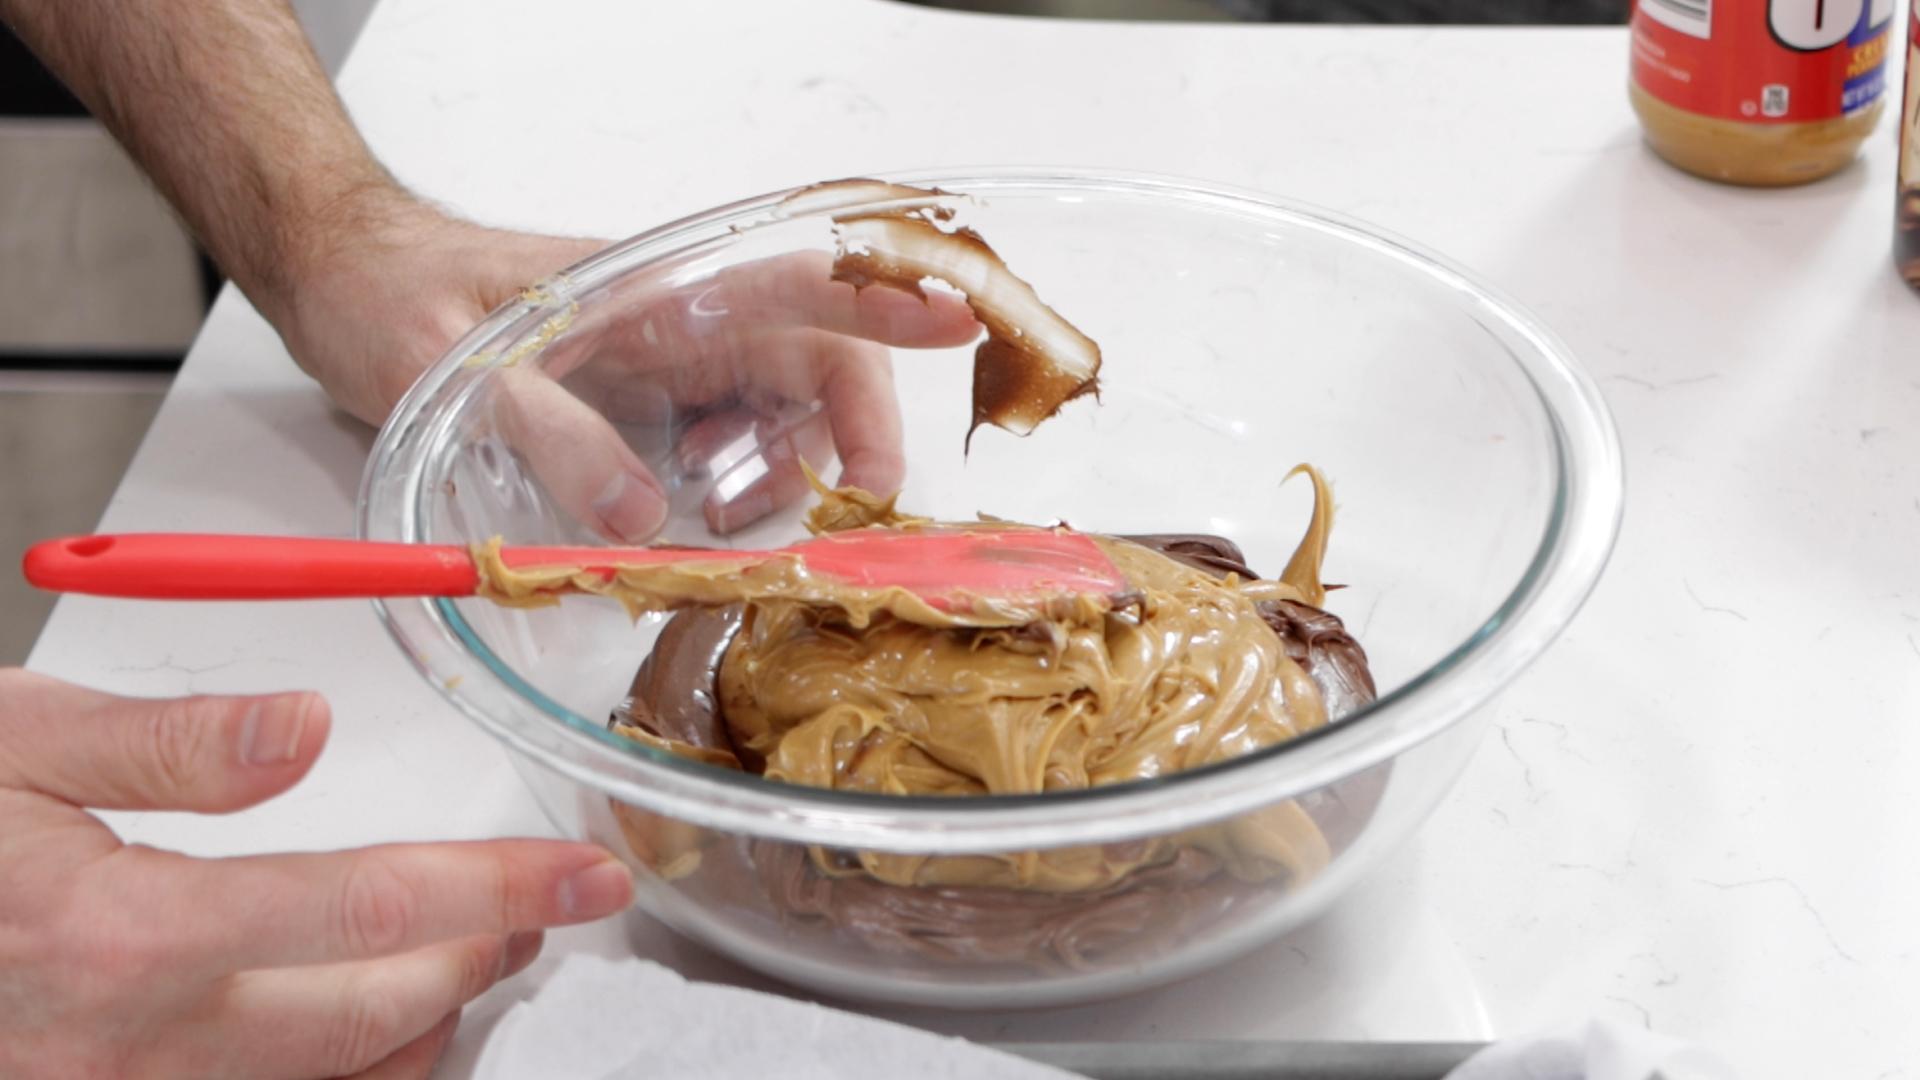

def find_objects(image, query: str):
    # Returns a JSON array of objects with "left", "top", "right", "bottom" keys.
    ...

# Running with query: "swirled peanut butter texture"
[
  {"left": 606, "top": 469, "right": 1374, "bottom": 889},
  {"left": 603, "top": 483, "right": 1382, "bottom": 969},
  {"left": 717, "top": 533, "right": 1331, "bottom": 892}
]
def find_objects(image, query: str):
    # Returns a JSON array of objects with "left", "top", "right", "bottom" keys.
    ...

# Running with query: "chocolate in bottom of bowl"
[{"left": 608, "top": 534, "right": 1386, "bottom": 973}]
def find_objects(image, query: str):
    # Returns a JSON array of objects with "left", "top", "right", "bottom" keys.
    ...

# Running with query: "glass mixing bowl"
[{"left": 359, "top": 169, "right": 1622, "bottom": 1008}]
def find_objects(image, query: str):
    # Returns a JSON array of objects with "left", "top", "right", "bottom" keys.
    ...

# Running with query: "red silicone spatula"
[{"left": 21, "top": 529, "right": 1128, "bottom": 612}]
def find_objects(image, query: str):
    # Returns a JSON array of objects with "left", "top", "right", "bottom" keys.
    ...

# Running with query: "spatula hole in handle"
[{"left": 66, "top": 537, "right": 114, "bottom": 558}]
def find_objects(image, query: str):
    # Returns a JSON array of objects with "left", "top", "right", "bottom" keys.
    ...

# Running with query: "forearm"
[{"left": 0, "top": 0, "right": 405, "bottom": 318}]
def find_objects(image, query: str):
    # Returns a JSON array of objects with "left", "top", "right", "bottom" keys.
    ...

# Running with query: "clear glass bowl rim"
[{"left": 359, "top": 166, "right": 1624, "bottom": 853}]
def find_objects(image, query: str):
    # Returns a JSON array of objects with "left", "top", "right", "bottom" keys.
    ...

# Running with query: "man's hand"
[
  {"left": 0, "top": 668, "right": 635, "bottom": 1080},
  {"left": 261, "top": 191, "right": 605, "bottom": 433},
  {"left": 263, "top": 192, "right": 980, "bottom": 541}
]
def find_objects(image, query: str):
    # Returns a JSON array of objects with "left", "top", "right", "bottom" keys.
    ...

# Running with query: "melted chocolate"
[{"left": 1119, "top": 533, "right": 1377, "bottom": 716}]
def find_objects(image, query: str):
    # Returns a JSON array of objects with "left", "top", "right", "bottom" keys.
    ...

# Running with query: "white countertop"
[{"left": 26, "top": 2, "right": 1920, "bottom": 1077}]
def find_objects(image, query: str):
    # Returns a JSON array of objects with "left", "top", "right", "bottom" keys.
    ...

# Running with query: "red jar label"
[{"left": 1632, "top": 0, "right": 1894, "bottom": 122}]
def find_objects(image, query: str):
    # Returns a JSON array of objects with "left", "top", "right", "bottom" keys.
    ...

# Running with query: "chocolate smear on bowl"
[{"left": 785, "top": 178, "right": 1103, "bottom": 451}]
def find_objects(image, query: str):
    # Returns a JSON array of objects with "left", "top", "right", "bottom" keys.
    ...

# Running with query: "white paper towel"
[
  {"left": 469, "top": 953, "right": 1082, "bottom": 1080},
  {"left": 469, "top": 954, "right": 1738, "bottom": 1080}
]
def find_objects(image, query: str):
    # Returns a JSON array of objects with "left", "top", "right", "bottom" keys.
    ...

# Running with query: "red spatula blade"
[{"left": 786, "top": 528, "right": 1128, "bottom": 603}]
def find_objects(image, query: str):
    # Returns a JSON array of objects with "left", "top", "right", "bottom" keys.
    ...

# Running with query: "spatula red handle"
[
  {"left": 21, "top": 534, "right": 493, "bottom": 600},
  {"left": 18, "top": 534, "right": 782, "bottom": 601}
]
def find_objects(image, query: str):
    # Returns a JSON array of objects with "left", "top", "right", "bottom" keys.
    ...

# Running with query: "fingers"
[
  {"left": 0, "top": 669, "right": 327, "bottom": 813},
  {"left": 107, "top": 838, "right": 628, "bottom": 974},
  {"left": 670, "top": 251, "right": 981, "bottom": 349},
  {"left": 697, "top": 329, "right": 905, "bottom": 507},
  {"left": 681, "top": 406, "right": 837, "bottom": 535},
  {"left": 186, "top": 931, "right": 537, "bottom": 1079},
  {"left": 812, "top": 336, "right": 906, "bottom": 496},
  {"left": 489, "top": 332, "right": 895, "bottom": 540},
  {"left": 608, "top": 329, "right": 900, "bottom": 535},
  {"left": 479, "top": 250, "right": 949, "bottom": 542},
  {"left": 553, "top": 251, "right": 977, "bottom": 400},
  {"left": 740, "top": 251, "right": 980, "bottom": 345},
  {"left": 500, "top": 928, "right": 544, "bottom": 977},
  {"left": 348, "top": 1012, "right": 460, "bottom": 1080},
  {"left": 494, "top": 369, "right": 670, "bottom": 543}
]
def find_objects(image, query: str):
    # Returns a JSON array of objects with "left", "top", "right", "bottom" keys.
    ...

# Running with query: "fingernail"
[
  {"left": 237, "top": 695, "right": 311, "bottom": 767},
  {"left": 557, "top": 858, "right": 632, "bottom": 920},
  {"left": 592, "top": 469, "right": 668, "bottom": 543}
]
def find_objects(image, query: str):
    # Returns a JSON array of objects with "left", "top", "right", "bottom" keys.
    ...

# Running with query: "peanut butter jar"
[{"left": 1630, "top": 0, "right": 1894, "bottom": 186}]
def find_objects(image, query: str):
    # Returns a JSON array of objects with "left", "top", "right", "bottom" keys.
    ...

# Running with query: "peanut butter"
[
  {"left": 1631, "top": 82, "right": 1885, "bottom": 187},
  {"left": 717, "top": 534, "right": 1332, "bottom": 891},
  {"left": 613, "top": 469, "right": 1347, "bottom": 897},
  {"left": 605, "top": 521, "right": 1382, "bottom": 971}
]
